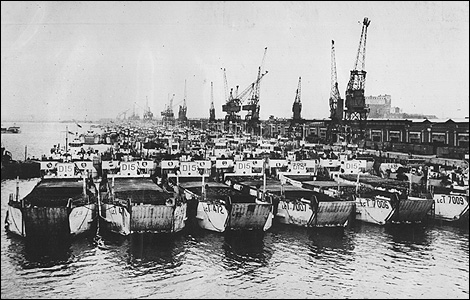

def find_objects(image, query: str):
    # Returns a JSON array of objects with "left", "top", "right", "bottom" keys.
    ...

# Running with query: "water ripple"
[{"left": 2, "top": 177, "right": 469, "bottom": 298}]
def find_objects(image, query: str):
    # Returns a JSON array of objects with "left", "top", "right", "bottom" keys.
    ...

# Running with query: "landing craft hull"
[
  {"left": 432, "top": 193, "right": 469, "bottom": 222},
  {"left": 5, "top": 205, "right": 24, "bottom": 237},
  {"left": 277, "top": 199, "right": 314, "bottom": 226},
  {"left": 131, "top": 203, "right": 187, "bottom": 233},
  {"left": 196, "top": 201, "right": 229, "bottom": 232},
  {"left": 315, "top": 201, "right": 355, "bottom": 227},
  {"left": 387, "top": 196, "right": 433, "bottom": 223},
  {"left": 228, "top": 202, "right": 272, "bottom": 231},
  {"left": 222, "top": 182, "right": 274, "bottom": 231},
  {"left": 229, "top": 177, "right": 352, "bottom": 228},
  {"left": 100, "top": 203, "right": 131, "bottom": 236},
  {"left": 69, "top": 203, "right": 97, "bottom": 235},
  {"left": 355, "top": 196, "right": 433, "bottom": 225},
  {"left": 172, "top": 203, "right": 187, "bottom": 233},
  {"left": 100, "top": 202, "right": 187, "bottom": 235},
  {"left": 6, "top": 202, "right": 98, "bottom": 238},
  {"left": 277, "top": 199, "right": 354, "bottom": 227},
  {"left": 176, "top": 179, "right": 272, "bottom": 232},
  {"left": 355, "top": 197, "right": 394, "bottom": 225},
  {"left": 23, "top": 206, "right": 70, "bottom": 238}
]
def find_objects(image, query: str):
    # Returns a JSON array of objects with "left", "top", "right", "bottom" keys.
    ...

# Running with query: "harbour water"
[{"left": 1, "top": 121, "right": 469, "bottom": 299}]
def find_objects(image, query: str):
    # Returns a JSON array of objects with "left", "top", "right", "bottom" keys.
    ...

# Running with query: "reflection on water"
[
  {"left": 127, "top": 233, "right": 184, "bottom": 276},
  {"left": 222, "top": 230, "right": 271, "bottom": 272},
  {"left": 23, "top": 237, "right": 72, "bottom": 269},
  {"left": 224, "top": 230, "right": 267, "bottom": 257},
  {"left": 308, "top": 226, "right": 352, "bottom": 252},
  {"left": 5, "top": 233, "right": 72, "bottom": 269},
  {"left": 384, "top": 223, "right": 430, "bottom": 246},
  {"left": 2, "top": 122, "right": 468, "bottom": 298},
  {"left": 2, "top": 176, "right": 469, "bottom": 298}
]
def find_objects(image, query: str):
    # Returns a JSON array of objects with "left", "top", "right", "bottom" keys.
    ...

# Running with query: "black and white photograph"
[{"left": 1, "top": 1, "right": 468, "bottom": 299}]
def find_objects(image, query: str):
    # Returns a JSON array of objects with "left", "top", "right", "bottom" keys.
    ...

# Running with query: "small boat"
[
  {"left": 380, "top": 164, "right": 469, "bottom": 224},
  {"left": 4, "top": 161, "right": 98, "bottom": 239},
  {"left": 80, "top": 129, "right": 102, "bottom": 145},
  {"left": 334, "top": 172, "right": 434, "bottom": 225},
  {"left": 163, "top": 159, "right": 273, "bottom": 232},
  {"left": 1, "top": 125, "right": 21, "bottom": 134},
  {"left": 99, "top": 159, "right": 186, "bottom": 235},
  {"left": 227, "top": 159, "right": 355, "bottom": 228},
  {"left": 164, "top": 160, "right": 226, "bottom": 232},
  {"left": 423, "top": 166, "right": 469, "bottom": 224},
  {"left": 431, "top": 185, "right": 469, "bottom": 223},
  {"left": 68, "top": 136, "right": 85, "bottom": 159}
]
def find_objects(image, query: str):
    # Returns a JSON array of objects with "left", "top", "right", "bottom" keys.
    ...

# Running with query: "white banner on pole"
[
  {"left": 216, "top": 159, "right": 234, "bottom": 169},
  {"left": 102, "top": 160, "right": 120, "bottom": 170},
  {"left": 40, "top": 161, "right": 58, "bottom": 170},
  {"left": 161, "top": 160, "right": 180, "bottom": 169},
  {"left": 268, "top": 159, "right": 288, "bottom": 169},
  {"left": 137, "top": 160, "right": 154, "bottom": 169}
]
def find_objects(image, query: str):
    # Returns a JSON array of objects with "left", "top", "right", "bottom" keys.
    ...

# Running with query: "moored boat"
[
  {"left": 431, "top": 185, "right": 469, "bottom": 223},
  {"left": 4, "top": 161, "right": 98, "bottom": 239},
  {"left": 1, "top": 125, "right": 21, "bottom": 134},
  {"left": 334, "top": 172, "right": 434, "bottom": 225},
  {"left": 163, "top": 160, "right": 227, "bottom": 232},
  {"left": 99, "top": 159, "right": 186, "bottom": 235},
  {"left": 380, "top": 164, "right": 469, "bottom": 225},
  {"left": 226, "top": 158, "right": 355, "bottom": 228},
  {"left": 163, "top": 159, "right": 273, "bottom": 232},
  {"left": 425, "top": 166, "right": 469, "bottom": 224}
]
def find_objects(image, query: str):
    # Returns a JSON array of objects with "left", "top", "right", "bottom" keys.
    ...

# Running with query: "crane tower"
[
  {"left": 143, "top": 96, "right": 154, "bottom": 121},
  {"left": 221, "top": 68, "right": 241, "bottom": 127},
  {"left": 209, "top": 81, "right": 216, "bottom": 123},
  {"left": 288, "top": 76, "right": 304, "bottom": 140},
  {"left": 243, "top": 47, "right": 268, "bottom": 135},
  {"left": 222, "top": 48, "right": 268, "bottom": 133},
  {"left": 344, "top": 17, "right": 371, "bottom": 142},
  {"left": 292, "top": 76, "right": 302, "bottom": 122},
  {"left": 178, "top": 80, "right": 188, "bottom": 124},
  {"left": 326, "top": 40, "right": 344, "bottom": 143},
  {"left": 161, "top": 93, "right": 175, "bottom": 124}
]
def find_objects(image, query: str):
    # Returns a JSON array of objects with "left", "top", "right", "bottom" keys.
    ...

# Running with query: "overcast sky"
[{"left": 1, "top": 1, "right": 469, "bottom": 122}]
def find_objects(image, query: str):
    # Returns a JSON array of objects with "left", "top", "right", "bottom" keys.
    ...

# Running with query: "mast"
[{"left": 66, "top": 125, "right": 69, "bottom": 154}]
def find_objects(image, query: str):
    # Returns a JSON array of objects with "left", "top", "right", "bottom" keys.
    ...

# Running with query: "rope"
[
  {"left": 282, "top": 199, "right": 314, "bottom": 227},
  {"left": 100, "top": 203, "right": 128, "bottom": 213},
  {"left": 203, "top": 206, "right": 226, "bottom": 232},
  {"left": 70, "top": 201, "right": 96, "bottom": 211},
  {"left": 199, "top": 197, "right": 226, "bottom": 232},
  {"left": 358, "top": 199, "right": 391, "bottom": 225}
]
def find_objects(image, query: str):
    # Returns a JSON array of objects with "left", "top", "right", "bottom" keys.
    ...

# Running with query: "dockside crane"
[
  {"left": 209, "top": 81, "right": 216, "bottom": 123},
  {"left": 143, "top": 96, "right": 154, "bottom": 121},
  {"left": 288, "top": 76, "right": 304, "bottom": 140},
  {"left": 178, "top": 80, "right": 188, "bottom": 124},
  {"left": 326, "top": 40, "right": 344, "bottom": 143},
  {"left": 221, "top": 67, "right": 241, "bottom": 126},
  {"left": 116, "top": 108, "right": 130, "bottom": 120},
  {"left": 161, "top": 93, "right": 175, "bottom": 123},
  {"left": 222, "top": 71, "right": 269, "bottom": 130},
  {"left": 292, "top": 76, "right": 302, "bottom": 122},
  {"left": 128, "top": 102, "right": 140, "bottom": 120},
  {"left": 344, "top": 17, "right": 371, "bottom": 142},
  {"left": 243, "top": 47, "right": 268, "bottom": 134},
  {"left": 222, "top": 68, "right": 229, "bottom": 105}
]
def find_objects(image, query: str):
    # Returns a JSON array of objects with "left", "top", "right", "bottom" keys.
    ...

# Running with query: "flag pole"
[{"left": 66, "top": 125, "right": 68, "bottom": 153}]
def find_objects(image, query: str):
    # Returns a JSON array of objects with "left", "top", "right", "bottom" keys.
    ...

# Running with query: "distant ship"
[{"left": 1, "top": 125, "right": 21, "bottom": 134}]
